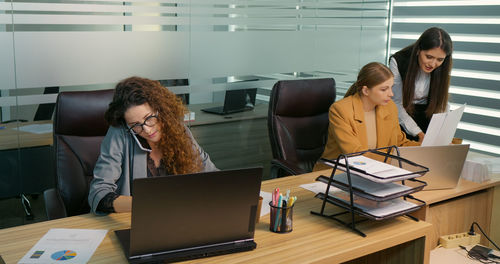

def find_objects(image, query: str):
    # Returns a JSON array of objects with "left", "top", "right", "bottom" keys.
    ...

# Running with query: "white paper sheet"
[
  {"left": 259, "top": 191, "right": 272, "bottom": 217},
  {"left": 333, "top": 173, "right": 412, "bottom": 197},
  {"left": 300, "top": 182, "right": 341, "bottom": 195},
  {"left": 18, "top": 228, "right": 107, "bottom": 264},
  {"left": 422, "top": 104, "right": 465, "bottom": 146},
  {"left": 338, "top": 156, "right": 414, "bottom": 178},
  {"left": 15, "top": 124, "right": 53, "bottom": 134},
  {"left": 331, "top": 190, "right": 418, "bottom": 218}
]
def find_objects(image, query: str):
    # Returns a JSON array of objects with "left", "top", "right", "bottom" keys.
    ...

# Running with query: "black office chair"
[
  {"left": 267, "top": 78, "right": 336, "bottom": 178},
  {"left": 43, "top": 89, "right": 114, "bottom": 220}
]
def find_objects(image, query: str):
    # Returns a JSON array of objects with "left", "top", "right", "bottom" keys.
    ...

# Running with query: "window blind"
[{"left": 390, "top": 0, "right": 500, "bottom": 156}]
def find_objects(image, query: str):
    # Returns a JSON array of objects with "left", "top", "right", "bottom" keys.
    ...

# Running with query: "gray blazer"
[{"left": 88, "top": 125, "right": 218, "bottom": 214}]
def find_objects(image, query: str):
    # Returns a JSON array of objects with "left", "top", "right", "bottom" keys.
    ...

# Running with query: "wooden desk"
[
  {"left": 0, "top": 171, "right": 432, "bottom": 264},
  {"left": 187, "top": 103, "right": 272, "bottom": 179},
  {"left": 411, "top": 177, "right": 500, "bottom": 248},
  {"left": 0, "top": 120, "right": 53, "bottom": 150}
]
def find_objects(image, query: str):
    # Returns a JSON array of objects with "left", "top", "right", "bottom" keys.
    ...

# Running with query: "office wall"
[{"left": 0, "top": 0, "right": 390, "bottom": 223}]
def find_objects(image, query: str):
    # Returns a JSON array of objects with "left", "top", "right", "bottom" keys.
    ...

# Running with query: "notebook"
[
  {"left": 115, "top": 167, "right": 263, "bottom": 263},
  {"left": 202, "top": 88, "right": 257, "bottom": 115},
  {"left": 395, "top": 144, "right": 470, "bottom": 190}
]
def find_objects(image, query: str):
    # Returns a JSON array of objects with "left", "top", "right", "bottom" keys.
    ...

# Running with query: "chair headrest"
[
  {"left": 54, "top": 89, "right": 114, "bottom": 136},
  {"left": 272, "top": 78, "right": 336, "bottom": 117}
]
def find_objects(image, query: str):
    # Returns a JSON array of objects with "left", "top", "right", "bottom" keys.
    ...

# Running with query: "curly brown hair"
[{"left": 105, "top": 76, "right": 201, "bottom": 174}]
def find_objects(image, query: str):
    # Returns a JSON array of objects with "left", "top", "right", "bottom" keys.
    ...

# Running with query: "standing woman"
[
  {"left": 390, "top": 27, "right": 453, "bottom": 142},
  {"left": 313, "top": 62, "right": 419, "bottom": 171},
  {"left": 89, "top": 77, "right": 217, "bottom": 214}
]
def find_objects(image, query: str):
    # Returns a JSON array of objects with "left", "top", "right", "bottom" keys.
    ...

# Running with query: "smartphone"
[{"left": 130, "top": 132, "right": 152, "bottom": 152}]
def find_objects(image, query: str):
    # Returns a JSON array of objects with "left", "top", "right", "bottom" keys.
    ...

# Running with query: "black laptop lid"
[
  {"left": 129, "top": 167, "right": 262, "bottom": 257},
  {"left": 223, "top": 88, "right": 257, "bottom": 112}
]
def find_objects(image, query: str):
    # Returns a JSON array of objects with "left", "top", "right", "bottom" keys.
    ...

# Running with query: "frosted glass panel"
[
  {"left": 14, "top": 32, "right": 189, "bottom": 88},
  {"left": 0, "top": 33, "right": 15, "bottom": 91},
  {"left": 190, "top": 31, "right": 315, "bottom": 78}
]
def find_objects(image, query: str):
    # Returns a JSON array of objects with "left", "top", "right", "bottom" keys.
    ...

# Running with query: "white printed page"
[
  {"left": 18, "top": 228, "right": 107, "bottom": 264},
  {"left": 422, "top": 104, "right": 465, "bottom": 146},
  {"left": 339, "top": 156, "right": 413, "bottom": 178}
]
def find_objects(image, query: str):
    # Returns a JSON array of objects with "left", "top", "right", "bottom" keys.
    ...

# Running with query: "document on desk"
[
  {"left": 422, "top": 104, "right": 465, "bottom": 146},
  {"left": 15, "top": 124, "right": 53, "bottom": 134},
  {"left": 333, "top": 173, "right": 412, "bottom": 197},
  {"left": 300, "top": 182, "right": 341, "bottom": 195},
  {"left": 338, "top": 156, "right": 414, "bottom": 178},
  {"left": 18, "top": 228, "right": 107, "bottom": 264},
  {"left": 260, "top": 191, "right": 272, "bottom": 217},
  {"left": 332, "top": 190, "right": 418, "bottom": 218}
]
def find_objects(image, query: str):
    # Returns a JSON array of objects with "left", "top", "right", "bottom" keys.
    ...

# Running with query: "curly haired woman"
[{"left": 89, "top": 76, "right": 217, "bottom": 214}]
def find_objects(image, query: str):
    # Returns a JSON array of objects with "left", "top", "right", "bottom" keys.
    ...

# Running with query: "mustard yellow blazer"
[{"left": 313, "top": 93, "right": 419, "bottom": 171}]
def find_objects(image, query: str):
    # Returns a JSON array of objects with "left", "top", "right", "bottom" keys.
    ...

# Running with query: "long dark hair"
[
  {"left": 399, "top": 27, "right": 452, "bottom": 117},
  {"left": 105, "top": 76, "right": 201, "bottom": 174},
  {"left": 345, "top": 62, "right": 394, "bottom": 97}
]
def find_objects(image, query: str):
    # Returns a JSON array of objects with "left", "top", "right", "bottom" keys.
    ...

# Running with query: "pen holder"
[{"left": 269, "top": 201, "right": 294, "bottom": 233}]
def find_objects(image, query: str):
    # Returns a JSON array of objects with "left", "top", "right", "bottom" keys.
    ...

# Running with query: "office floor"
[{"left": 0, "top": 195, "right": 47, "bottom": 229}]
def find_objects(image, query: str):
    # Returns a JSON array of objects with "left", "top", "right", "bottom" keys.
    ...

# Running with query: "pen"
[
  {"left": 280, "top": 200, "right": 287, "bottom": 232},
  {"left": 274, "top": 194, "right": 282, "bottom": 232}
]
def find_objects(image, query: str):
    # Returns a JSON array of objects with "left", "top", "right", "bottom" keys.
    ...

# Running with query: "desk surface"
[
  {"left": 0, "top": 170, "right": 432, "bottom": 264},
  {"left": 0, "top": 120, "right": 53, "bottom": 150},
  {"left": 413, "top": 177, "right": 500, "bottom": 205}
]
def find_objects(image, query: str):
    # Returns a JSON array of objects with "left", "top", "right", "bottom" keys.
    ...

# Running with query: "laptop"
[
  {"left": 395, "top": 144, "right": 470, "bottom": 190},
  {"left": 201, "top": 88, "right": 257, "bottom": 115},
  {"left": 115, "top": 167, "right": 263, "bottom": 263}
]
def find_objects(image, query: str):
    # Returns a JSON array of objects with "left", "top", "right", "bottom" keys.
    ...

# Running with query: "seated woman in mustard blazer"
[{"left": 313, "top": 62, "right": 419, "bottom": 171}]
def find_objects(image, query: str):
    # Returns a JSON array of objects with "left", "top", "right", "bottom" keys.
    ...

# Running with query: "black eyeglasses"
[{"left": 127, "top": 114, "right": 159, "bottom": 135}]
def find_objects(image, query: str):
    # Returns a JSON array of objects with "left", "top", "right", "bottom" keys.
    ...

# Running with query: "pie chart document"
[{"left": 18, "top": 228, "right": 107, "bottom": 264}]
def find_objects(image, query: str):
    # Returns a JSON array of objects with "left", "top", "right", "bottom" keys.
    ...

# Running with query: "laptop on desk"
[
  {"left": 394, "top": 144, "right": 470, "bottom": 190},
  {"left": 201, "top": 88, "right": 257, "bottom": 115},
  {"left": 115, "top": 167, "right": 263, "bottom": 263}
]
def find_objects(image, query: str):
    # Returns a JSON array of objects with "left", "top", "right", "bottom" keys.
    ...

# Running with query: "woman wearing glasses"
[{"left": 89, "top": 76, "right": 217, "bottom": 214}]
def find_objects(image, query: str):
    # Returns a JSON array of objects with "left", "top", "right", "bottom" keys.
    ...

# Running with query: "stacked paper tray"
[
  {"left": 320, "top": 154, "right": 428, "bottom": 183},
  {"left": 314, "top": 192, "right": 425, "bottom": 221},
  {"left": 316, "top": 173, "right": 426, "bottom": 202}
]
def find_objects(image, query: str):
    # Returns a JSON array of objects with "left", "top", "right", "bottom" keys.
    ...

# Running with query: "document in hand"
[{"left": 422, "top": 104, "right": 465, "bottom": 146}]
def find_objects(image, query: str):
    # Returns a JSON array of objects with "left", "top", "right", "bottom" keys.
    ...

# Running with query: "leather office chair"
[
  {"left": 44, "top": 89, "right": 114, "bottom": 220},
  {"left": 267, "top": 78, "right": 336, "bottom": 178}
]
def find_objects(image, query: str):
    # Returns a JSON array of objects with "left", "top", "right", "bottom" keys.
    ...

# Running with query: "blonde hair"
[{"left": 344, "top": 62, "right": 394, "bottom": 98}]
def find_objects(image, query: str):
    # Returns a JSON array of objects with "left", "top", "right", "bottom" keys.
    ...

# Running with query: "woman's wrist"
[{"left": 113, "top": 195, "right": 132, "bottom": 213}]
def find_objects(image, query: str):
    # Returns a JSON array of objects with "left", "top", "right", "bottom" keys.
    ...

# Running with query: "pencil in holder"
[{"left": 269, "top": 201, "right": 294, "bottom": 233}]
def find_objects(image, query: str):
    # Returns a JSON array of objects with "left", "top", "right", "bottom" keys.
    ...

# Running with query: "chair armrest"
[
  {"left": 270, "top": 159, "right": 308, "bottom": 178},
  {"left": 43, "top": 188, "right": 67, "bottom": 220}
]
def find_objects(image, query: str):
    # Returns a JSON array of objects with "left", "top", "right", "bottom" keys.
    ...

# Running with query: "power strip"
[{"left": 439, "top": 232, "right": 481, "bottom": 248}]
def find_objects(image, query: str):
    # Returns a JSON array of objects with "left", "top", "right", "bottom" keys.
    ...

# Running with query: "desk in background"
[
  {"left": 0, "top": 170, "right": 432, "bottom": 264},
  {"left": 0, "top": 121, "right": 54, "bottom": 199},
  {"left": 187, "top": 103, "right": 273, "bottom": 179}
]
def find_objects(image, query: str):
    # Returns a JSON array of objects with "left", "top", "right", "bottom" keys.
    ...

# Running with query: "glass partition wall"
[{"left": 0, "top": 0, "right": 390, "bottom": 227}]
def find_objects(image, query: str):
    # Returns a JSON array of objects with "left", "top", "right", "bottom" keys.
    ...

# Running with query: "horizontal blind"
[{"left": 390, "top": 0, "right": 500, "bottom": 156}]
